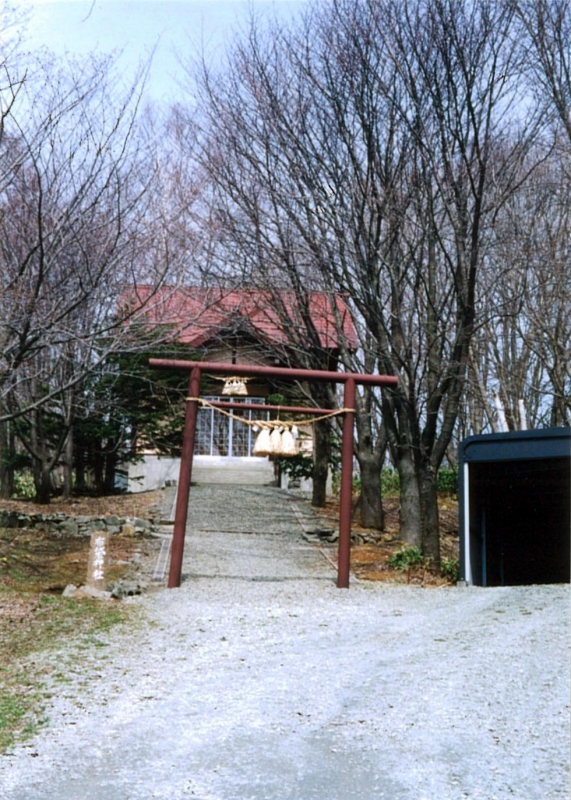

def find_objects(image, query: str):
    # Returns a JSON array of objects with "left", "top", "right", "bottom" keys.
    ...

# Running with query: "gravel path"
[{"left": 1, "top": 486, "right": 569, "bottom": 800}]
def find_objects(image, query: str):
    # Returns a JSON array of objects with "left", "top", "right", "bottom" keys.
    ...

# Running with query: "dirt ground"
[
  {"left": 0, "top": 489, "right": 163, "bottom": 520},
  {"left": 0, "top": 490, "right": 165, "bottom": 622},
  {"left": 0, "top": 527, "right": 150, "bottom": 595},
  {"left": 315, "top": 494, "right": 460, "bottom": 585},
  {"left": 0, "top": 489, "right": 460, "bottom": 594}
]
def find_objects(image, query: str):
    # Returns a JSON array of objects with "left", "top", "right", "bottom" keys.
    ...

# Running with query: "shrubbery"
[
  {"left": 388, "top": 547, "right": 460, "bottom": 584},
  {"left": 437, "top": 466, "right": 459, "bottom": 494},
  {"left": 12, "top": 472, "right": 35, "bottom": 500},
  {"left": 284, "top": 461, "right": 458, "bottom": 496},
  {"left": 277, "top": 453, "right": 314, "bottom": 481},
  {"left": 388, "top": 546, "right": 424, "bottom": 571},
  {"left": 379, "top": 466, "right": 458, "bottom": 496}
]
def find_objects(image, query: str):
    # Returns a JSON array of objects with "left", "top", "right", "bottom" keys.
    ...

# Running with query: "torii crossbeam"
[{"left": 149, "top": 359, "right": 398, "bottom": 589}]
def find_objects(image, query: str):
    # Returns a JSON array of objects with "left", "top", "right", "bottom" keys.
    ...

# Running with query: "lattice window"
[{"left": 195, "top": 397, "right": 268, "bottom": 457}]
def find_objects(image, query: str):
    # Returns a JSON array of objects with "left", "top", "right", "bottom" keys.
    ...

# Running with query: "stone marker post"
[{"left": 87, "top": 531, "right": 109, "bottom": 591}]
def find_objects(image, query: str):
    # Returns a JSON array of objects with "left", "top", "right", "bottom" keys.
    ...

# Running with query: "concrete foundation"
[{"left": 123, "top": 455, "right": 275, "bottom": 492}]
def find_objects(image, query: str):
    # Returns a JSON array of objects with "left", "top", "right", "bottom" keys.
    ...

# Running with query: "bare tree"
[
  {"left": 0, "top": 45, "right": 204, "bottom": 499},
  {"left": 1, "top": 55, "right": 150, "bottom": 417},
  {"left": 499, "top": 158, "right": 571, "bottom": 426},
  {"left": 513, "top": 0, "right": 571, "bottom": 144},
  {"left": 182, "top": 0, "right": 548, "bottom": 565}
]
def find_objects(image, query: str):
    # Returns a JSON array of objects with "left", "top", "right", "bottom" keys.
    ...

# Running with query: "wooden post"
[
  {"left": 168, "top": 366, "right": 201, "bottom": 588},
  {"left": 337, "top": 378, "right": 356, "bottom": 588}
]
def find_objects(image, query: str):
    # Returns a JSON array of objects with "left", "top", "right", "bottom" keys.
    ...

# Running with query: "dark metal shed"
[{"left": 459, "top": 427, "right": 570, "bottom": 586}]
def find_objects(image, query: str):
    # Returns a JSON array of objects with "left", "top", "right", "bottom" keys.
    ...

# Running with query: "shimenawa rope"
[{"left": 185, "top": 397, "right": 354, "bottom": 429}]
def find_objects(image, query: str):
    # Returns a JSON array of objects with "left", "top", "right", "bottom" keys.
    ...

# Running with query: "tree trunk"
[
  {"left": 104, "top": 444, "right": 117, "bottom": 494},
  {"left": 29, "top": 409, "right": 52, "bottom": 504},
  {"left": 0, "top": 421, "right": 15, "bottom": 499},
  {"left": 397, "top": 452, "right": 422, "bottom": 547},
  {"left": 33, "top": 461, "right": 52, "bottom": 505},
  {"left": 93, "top": 442, "right": 105, "bottom": 494},
  {"left": 75, "top": 445, "right": 86, "bottom": 494},
  {"left": 355, "top": 450, "right": 384, "bottom": 530},
  {"left": 419, "top": 461, "right": 441, "bottom": 570},
  {"left": 312, "top": 419, "right": 330, "bottom": 507},
  {"left": 62, "top": 425, "right": 73, "bottom": 500}
]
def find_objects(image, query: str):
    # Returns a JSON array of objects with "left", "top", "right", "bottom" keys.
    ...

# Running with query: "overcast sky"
[{"left": 22, "top": 0, "right": 306, "bottom": 106}]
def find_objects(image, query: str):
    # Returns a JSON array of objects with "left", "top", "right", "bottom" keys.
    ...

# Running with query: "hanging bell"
[
  {"left": 222, "top": 377, "right": 248, "bottom": 396},
  {"left": 280, "top": 428, "right": 297, "bottom": 457},
  {"left": 269, "top": 427, "right": 283, "bottom": 454},
  {"left": 253, "top": 428, "right": 271, "bottom": 456}
]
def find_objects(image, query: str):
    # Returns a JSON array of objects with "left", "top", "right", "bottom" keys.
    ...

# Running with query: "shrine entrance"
[{"left": 149, "top": 359, "right": 398, "bottom": 589}]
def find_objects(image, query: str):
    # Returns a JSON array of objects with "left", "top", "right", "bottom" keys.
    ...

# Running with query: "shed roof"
[{"left": 459, "top": 427, "right": 571, "bottom": 464}]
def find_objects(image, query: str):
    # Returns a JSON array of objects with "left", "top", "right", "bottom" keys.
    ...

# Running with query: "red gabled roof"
[{"left": 122, "top": 286, "right": 358, "bottom": 351}]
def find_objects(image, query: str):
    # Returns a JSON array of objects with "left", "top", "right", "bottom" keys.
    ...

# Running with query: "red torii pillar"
[{"left": 149, "top": 359, "right": 398, "bottom": 589}]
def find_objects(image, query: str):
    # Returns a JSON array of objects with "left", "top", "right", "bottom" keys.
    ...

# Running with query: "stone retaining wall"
[{"left": 0, "top": 510, "right": 156, "bottom": 537}]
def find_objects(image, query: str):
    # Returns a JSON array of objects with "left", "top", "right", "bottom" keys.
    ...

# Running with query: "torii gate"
[{"left": 149, "top": 359, "right": 398, "bottom": 589}]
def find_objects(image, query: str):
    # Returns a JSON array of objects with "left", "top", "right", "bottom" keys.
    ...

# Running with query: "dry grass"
[
  {"left": 0, "top": 528, "right": 148, "bottom": 595},
  {"left": 0, "top": 580, "right": 133, "bottom": 752},
  {"left": 0, "top": 491, "right": 162, "bottom": 752},
  {"left": 0, "top": 489, "right": 164, "bottom": 519}
]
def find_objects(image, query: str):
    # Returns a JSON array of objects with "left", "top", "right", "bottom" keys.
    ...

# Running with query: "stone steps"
[{"left": 191, "top": 458, "right": 275, "bottom": 486}]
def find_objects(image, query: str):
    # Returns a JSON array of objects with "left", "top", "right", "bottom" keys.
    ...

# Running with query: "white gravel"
[{"left": 1, "top": 486, "right": 569, "bottom": 800}]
